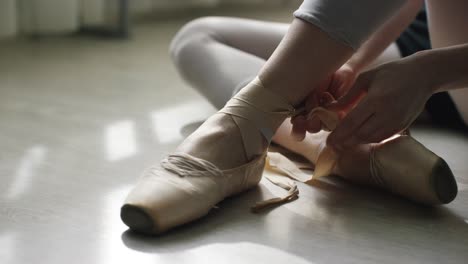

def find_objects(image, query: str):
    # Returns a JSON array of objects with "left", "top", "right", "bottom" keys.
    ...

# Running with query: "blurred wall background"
[{"left": 0, "top": 0, "right": 296, "bottom": 39}]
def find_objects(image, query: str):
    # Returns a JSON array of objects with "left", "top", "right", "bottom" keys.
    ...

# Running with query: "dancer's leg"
[
  {"left": 122, "top": 2, "right": 420, "bottom": 234},
  {"left": 169, "top": 17, "right": 290, "bottom": 169},
  {"left": 170, "top": 17, "right": 288, "bottom": 109},
  {"left": 172, "top": 19, "right": 376, "bottom": 186},
  {"left": 171, "top": 16, "right": 355, "bottom": 171},
  {"left": 170, "top": 16, "right": 403, "bottom": 171},
  {"left": 259, "top": 19, "right": 353, "bottom": 105},
  {"left": 427, "top": 0, "right": 468, "bottom": 127},
  {"left": 170, "top": 16, "right": 354, "bottom": 170},
  {"left": 123, "top": 18, "right": 358, "bottom": 233}
]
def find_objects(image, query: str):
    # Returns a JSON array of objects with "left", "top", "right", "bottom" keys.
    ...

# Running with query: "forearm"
[
  {"left": 415, "top": 43, "right": 468, "bottom": 93},
  {"left": 346, "top": 0, "right": 423, "bottom": 73}
]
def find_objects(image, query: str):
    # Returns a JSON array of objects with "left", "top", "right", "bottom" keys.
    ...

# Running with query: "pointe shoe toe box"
[
  {"left": 121, "top": 168, "right": 221, "bottom": 234},
  {"left": 372, "top": 136, "right": 458, "bottom": 205}
]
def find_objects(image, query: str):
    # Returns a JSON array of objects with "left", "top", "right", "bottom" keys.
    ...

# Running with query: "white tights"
[{"left": 170, "top": 17, "right": 288, "bottom": 109}]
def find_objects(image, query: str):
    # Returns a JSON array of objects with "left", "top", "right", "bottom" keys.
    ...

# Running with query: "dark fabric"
[
  {"left": 395, "top": 8, "right": 466, "bottom": 130},
  {"left": 395, "top": 9, "right": 431, "bottom": 57},
  {"left": 426, "top": 92, "right": 467, "bottom": 130}
]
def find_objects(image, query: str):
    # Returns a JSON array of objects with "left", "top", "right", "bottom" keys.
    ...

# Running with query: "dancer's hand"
[
  {"left": 328, "top": 63, "right": 358, "bottom": 99},
  {"left": 327, "top": 57, "right": 433, "bottom": 149},
  {"left": 290, "top": 64, "right": 357, "bottom": 141}
]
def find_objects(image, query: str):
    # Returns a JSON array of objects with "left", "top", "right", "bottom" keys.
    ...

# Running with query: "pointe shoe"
[
  {"left": 306, "top": 104, "right": 458, "bottom": 205},
  {"left": 335, "top": 135, "right": 458, "bottom": 205},
  {"left": 368, "top": 135, "right": 458, "bottom": 205},
  {"left": 272, "top": 106, "right": 458, "bottom": 206},
  {"left": 121, "top": 77, "right": 295, "bottom": 234}
]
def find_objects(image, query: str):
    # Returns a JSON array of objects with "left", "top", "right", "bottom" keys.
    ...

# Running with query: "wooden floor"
[{"left": 1, "top": 7, "right": 468, "bottom": 264}]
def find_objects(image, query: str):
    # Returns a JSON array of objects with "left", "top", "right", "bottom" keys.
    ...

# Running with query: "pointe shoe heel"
[
  {"left": 370, "top": 135, "right": 458, "bottom": 205},
  {"left": 121, "top": 77, "right": 294, "bottom": 234}
]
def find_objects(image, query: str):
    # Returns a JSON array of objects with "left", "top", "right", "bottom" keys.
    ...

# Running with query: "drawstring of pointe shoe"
[{"left": 161, "top": 153, "right": 223, "bottom": 178}]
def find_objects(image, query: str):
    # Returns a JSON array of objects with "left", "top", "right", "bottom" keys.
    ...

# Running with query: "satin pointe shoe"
[
  {"left": 367, "top": 134, "right": 458, "bottom": 205},
  {"left": 272, "top": 106, "right": 458, "bottom": 206},
  {"left": 334, "top": 134, "right": 458, "bottom": 205},
  {"left": 120, "top": 77, "right": 295, "bottom": 234},
  {"left": 306, "top": 104, "right": 458, "bottom": 205}
]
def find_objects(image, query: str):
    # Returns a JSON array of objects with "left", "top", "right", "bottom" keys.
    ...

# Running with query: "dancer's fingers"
[
  {"left": 304, "top": 91, "right": 320, "bottom": 112},
  {"left": 306, "top": 115, "right": 322, "bottom": 133},
  {"left": 319, "top": 92, "right": 335, "bottom": 106},
  {"left": 327, "top": 98, "right": 373, "bottom": 149},
  {"left": 340, "top": 114, "right": 381, "bottom": 147},
  {"left": 291, "top": 115, "right": 307, "bottom": 141},
  {"left": 315, "top": 74, "right": 334, "bottom": 94},
  {"left": 328, "top": 74, "right": 342, "bottom": 97},
  {"left": 329, "top": 66, "right": 355, "bottom": 98},
  {"left": 362, "top": 115, "right": 403, "bottom": 144},
  {"left": 328, "top": 72, "right": 370, "bottom": 112}
]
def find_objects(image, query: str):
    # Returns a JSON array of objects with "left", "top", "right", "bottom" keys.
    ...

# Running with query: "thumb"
[
  {"left": 328, "top": 73, "right": 370, "bottom": 112},
  {"left": 329, "top": 73, "right": 344, "bottom": 97}
]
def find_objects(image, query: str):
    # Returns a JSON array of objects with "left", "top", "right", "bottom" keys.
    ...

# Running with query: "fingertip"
[
  {"left": 291, "top": 119, "right": 307, "bottom": 141},
  {"left": 292, "top": 130, "right": 306, "bottom": 141},
  {"left": 306, "top": 116, "right": 321, "bottom": 133},
  {"left": 291, "top": 114, "right": 305, "bottom": 123},
  {"left": 307, "top": 127, "right": 321, "bottom": 134},
  {"left": 329, "top": 77, "right": 340, "bottom": 96}
]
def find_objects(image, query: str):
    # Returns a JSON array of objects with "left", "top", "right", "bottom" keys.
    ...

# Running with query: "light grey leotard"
[{"left": 294, "top": 0, "right": 406, "bottom": 49}]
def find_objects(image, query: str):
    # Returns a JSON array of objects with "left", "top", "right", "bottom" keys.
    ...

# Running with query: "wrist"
[
  {"left": 406, "top": 50, "right": 441, "bottom": 94},
  {"left": 342, "top": 59, "right": 362, "bottom": 75}
]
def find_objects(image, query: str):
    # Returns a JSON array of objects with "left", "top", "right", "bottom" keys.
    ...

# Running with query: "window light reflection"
[
  {"left": 105, "top": 120, "right": 137, "bottom": 161},
  {"left": 0, "top": 232, "right": 16, "bottom": 264},
  {"left": 6, "top": 145, "right": 47, "bottom": 200}
]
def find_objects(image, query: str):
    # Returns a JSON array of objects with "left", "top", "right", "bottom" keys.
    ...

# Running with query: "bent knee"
[{"left": 169, "top": 17, "right": 224, "bottom": 63}]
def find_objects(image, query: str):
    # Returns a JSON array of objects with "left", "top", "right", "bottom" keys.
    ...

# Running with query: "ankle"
[
  {"left": 220, "top": 77, "right": 295, "bottom": 144},
  {"left": 177, "top": 114, "right": 249, "bottom": 169}
]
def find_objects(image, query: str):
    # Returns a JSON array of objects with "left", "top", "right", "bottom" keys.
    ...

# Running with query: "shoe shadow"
[{"left": 121, "top": 174, "right": 468, "bottom": 261}]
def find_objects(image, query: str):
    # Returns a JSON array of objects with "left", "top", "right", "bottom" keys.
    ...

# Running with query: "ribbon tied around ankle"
[
  {"left": 220, "top": 77, "right": 297, "bottom": 143},
  {"left": 252, "top": 93, "right": 342, "bottom": 212}
]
